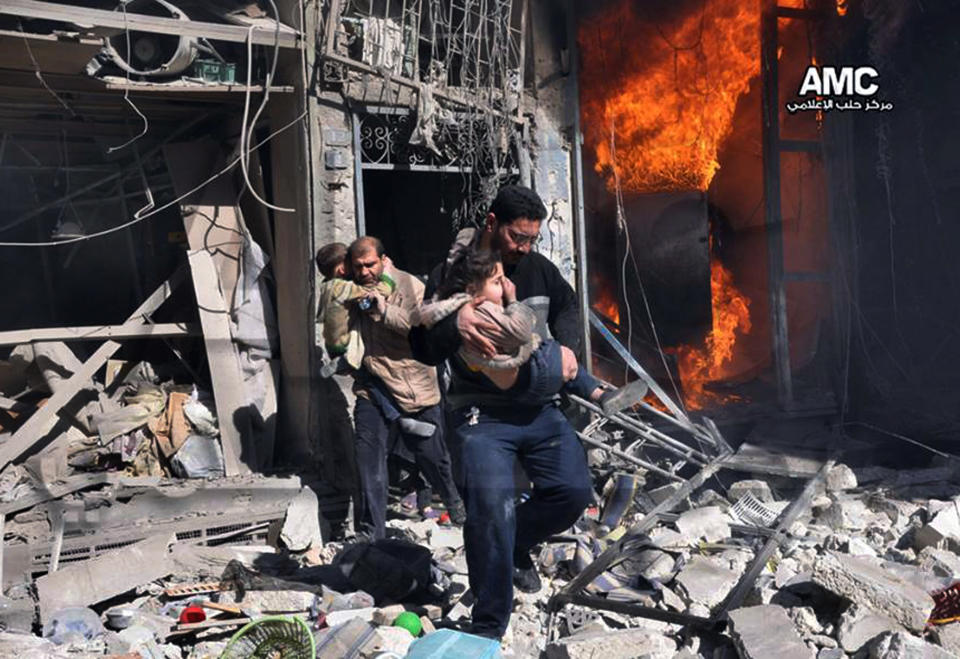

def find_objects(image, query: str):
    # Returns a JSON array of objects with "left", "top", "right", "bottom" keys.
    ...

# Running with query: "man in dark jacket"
[{"left": 410, "top": 185, "right": 594, "bottom": 640}]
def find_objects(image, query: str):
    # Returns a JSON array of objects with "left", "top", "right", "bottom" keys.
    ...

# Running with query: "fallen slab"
[
  {"left": 837, "top": 604, "right": 903, "bottom": 653},
  {"left": 674, "top": 555, "right": 741, "bottom": 610},
  {"left": 811, "top": 551, "right": 934, "bottom": 632},
  {"left": 727, "top": 605, "right": 813, "bottom": 659},
  {"left": 674, "top": 506, "right": 731, "bottom": 544},
  {"left": 867, "top": 631, "right": 955, "bottom": 659},
  {"left": 545, "top": 628, "right": 677, "bottom": 659},
  {"left": 36, "top": 533, "right": 173, "bottom": 624}
]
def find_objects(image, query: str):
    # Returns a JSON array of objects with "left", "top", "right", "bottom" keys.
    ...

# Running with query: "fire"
[
  {"left": 672, "top": 259, "right": 752, "bottom": 409},
  {"left": 836, "top": 0, "right": 848, "bottom": 16},
  {"left": 579, "top": 0, "right": 762, "bottom": 194},
  {"left": 592, "top": 288, "right": 620, "bottom": 326}
]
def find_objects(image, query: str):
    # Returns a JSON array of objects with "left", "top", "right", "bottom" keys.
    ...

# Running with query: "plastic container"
[{"left": 405, "top": 629, "right": 502, "bottom": 658}]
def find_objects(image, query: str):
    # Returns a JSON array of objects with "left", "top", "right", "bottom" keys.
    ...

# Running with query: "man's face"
[
  {"left": 351, "top": 248, "right": 384, "bottom": 285},
  {"left": 490, "top": 216, "right": 541, "bottom": 265}
]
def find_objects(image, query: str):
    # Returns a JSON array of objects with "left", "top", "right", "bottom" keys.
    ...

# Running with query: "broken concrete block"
[
  {"left": 728, "top": 480, "right": 774, "bottom": 503},
  {"left": 372, "top": 604, "right": 406, "bottom": 626},
  {"left": 0, "top": 596, "right": 34, "bottom": 634},
  {"left": 647, "top": 527, "right": 685, "bottom": 549},
  {"left": 36, "top": 534, "right": 173, "bottom": 624},
  {"left": 826, "top": 463, "right": 858, "bottom": 492},
  {"left": 674, "top": 556, "right": 740, "bottom": 610},
  {"left": 660, "top": 585, "right": 685, "bottom": 612},
  {"left": 324, "top": 607, "right": 377, "bottom": 627},
  {"left": 545, "top": 628, "right": 676, "bottom": 659},
  {"left": 419, "top": 616, "right": 436, "bottom": 635},
  {"left": 933, "top": 622, "right": 960, "bottom": 656},
  {"left": 630, "top": 549, "right": 675, "bottom": 581},
  {"left": 674, "top": 506, "right": 730, "bottom": 543},
  {"left": 816, "top": 650, "right": 845, "bottom": 659},
  {"left": 727, "top": 605, "right": 812, "bottom": 659},
  {"left": 811, "top": 551, "right": 934, "bottom": 632},
  {"left": 280, "top": 487, "right": 325, "bottom": 552},
  {"left": 220, "top": 589, "right": 318, "bottom": 613},
  {"left": 848, "top": 537, "right": 879, "bottom": 557},
  {"left": 919, "top": 546, "right": 960, "bottom": 578},
  {"left": 867, "top": 631, "right": 955, "bottom": 659},
  {"left": 837, "top": 604, "right": 902, "bottom": 653},
  {"left": 915, "top": 505, "right": 960, "bottom": 551},
  {"left": 821, "top": 498, "right": 872, "bottom": 531},
  {"left": 366, "top": 625, "right": 416, "bottom": 656}
]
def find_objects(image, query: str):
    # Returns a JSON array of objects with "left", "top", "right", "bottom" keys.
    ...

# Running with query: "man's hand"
[
  {"left": 457, "top": 300, "right": 500, "bottom": 358},
  {"left": 501, "top": 276, "right": 517, "bottom": 305},
  {"left": 560, "top": 345, "right": 579, "bottom": 382},
  {"left": 359, "top": 292, "right": 384, "bottom": 315}
]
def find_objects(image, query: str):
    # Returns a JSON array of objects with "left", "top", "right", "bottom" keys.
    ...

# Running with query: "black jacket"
[{"left": 409, "top": 248, "right": 582, "bottom": 409}]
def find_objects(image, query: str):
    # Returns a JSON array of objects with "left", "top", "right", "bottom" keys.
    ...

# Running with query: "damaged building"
[{"left": 0, "top": 0, "right": 958, "bottom": 657}]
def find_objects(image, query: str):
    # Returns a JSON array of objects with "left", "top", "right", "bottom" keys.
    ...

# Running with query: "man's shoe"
[
  {"left": 446, "top": 500, "right": 467, "bottom": 525},
  {"left": 599, "top": 379, "right": 650, "bottom": 416},
  {"left": 513, "top": 565, "right": 542, "bottom": 593}
]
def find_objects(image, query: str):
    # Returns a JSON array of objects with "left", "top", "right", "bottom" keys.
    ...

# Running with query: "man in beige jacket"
[{"left": 348, "top": 236, "right": 464, "bottom": 540}]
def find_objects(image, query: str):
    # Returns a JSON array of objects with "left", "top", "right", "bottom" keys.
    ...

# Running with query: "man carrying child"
[{"left": 316, "top": 236, "right": 464, "bottom": 541}]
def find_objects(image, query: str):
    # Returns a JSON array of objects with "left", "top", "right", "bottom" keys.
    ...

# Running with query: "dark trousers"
[
  {"left": 452, "top": 404, "right": 594, "bottom": 638},
  {"left": 354, "top": 398, "right": 460, "bottom": 540}
]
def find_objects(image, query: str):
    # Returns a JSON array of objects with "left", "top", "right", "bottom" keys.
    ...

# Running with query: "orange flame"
[
  {"left": 580, "top": 0, "right": 762, "bottom": 194},
  {"left": 836, "top": 0, "right": 848, "bottom": 16},
  {"left": 592, "top": 288, "right": 621, "bottom": 326},
  {"left": 672, "top": 259, "right": 752, "bottom": 409}
]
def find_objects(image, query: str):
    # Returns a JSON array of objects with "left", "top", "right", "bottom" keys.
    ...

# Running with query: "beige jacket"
[{"left": 355, "top": 268, "right": 440, "bottom": 413}]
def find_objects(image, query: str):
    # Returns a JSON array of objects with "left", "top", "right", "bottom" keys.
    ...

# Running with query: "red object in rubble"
[
  {"left": 179, "top": 605, "right": 206, "bottom": 624},
  {"left": 929, "top": 582, "right": 960, "bottom": 625},
  {"left": 438, "top": 512, "right": 451, "bottom": 525}
]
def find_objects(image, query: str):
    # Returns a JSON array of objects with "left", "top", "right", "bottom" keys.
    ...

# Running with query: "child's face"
[{"left": 470, "top": 261, "right": 505, "bottom": 304}]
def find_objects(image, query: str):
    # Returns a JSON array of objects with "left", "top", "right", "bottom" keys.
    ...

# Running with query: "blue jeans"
[{"left": 451, "top": 403, "right": 594, "bottom": 638}]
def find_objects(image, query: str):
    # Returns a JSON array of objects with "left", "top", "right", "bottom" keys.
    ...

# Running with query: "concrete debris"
[
  {"left": 826, "top": 464, "right": 858, "bottom": 492},
  {"left": 914, "top": 503, "right": 960, "bottom": 551},
  {"left": 544, "top": 628, "right": 677, "bottom": 659},
  {"left": 727, "top": 605, "right": 813, "bottom": 659},
  {"left": 280, "top": 486, "right": 326, "bottom": 552},
  {"left": 728, "top": 479, "right": 775, "bottom": 503},
  {"left": 674, "top": 555, "right": 742, "bottom": 610},
  {"left": 674, "top": 506, "right": 731, "bottom": 543},
  {"left": 36, "top": 533, "right": 174, "bottom": 624},
  {"left": 837, "top": 604, "right": 903, "bottom": 653},
  {"left": 811, "top": 551, "right": 934, "bottom": 632},
  {"left": 867, "top": 631, "right": 956, "bottom": 659}
]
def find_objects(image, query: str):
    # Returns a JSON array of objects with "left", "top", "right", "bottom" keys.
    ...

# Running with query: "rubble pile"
[{"left": 2, "top": 343, "right": 960, "bottom": 658}]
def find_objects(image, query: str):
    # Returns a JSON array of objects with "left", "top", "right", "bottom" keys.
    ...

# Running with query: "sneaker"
[
  {"left": 512, "top": 565, "right": 542, "bottom": 593},
  {"left": 599, "top": 379, "right": 650, "bottom": 415}
]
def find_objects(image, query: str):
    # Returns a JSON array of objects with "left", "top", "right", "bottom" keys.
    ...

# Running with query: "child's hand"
[{"left": 501, "top": 276, "right": 517, "bottom": 305}]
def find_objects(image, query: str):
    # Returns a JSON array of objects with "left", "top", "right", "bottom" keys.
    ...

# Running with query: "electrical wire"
[
  {"left": 0, "top": 110, "right": 307, "bottom": 248},
  {"left": 239, "top": 6, "right": 294, "bottom": 213},
  {"left": 18, "top": 21, "right": 76, "bottom": 118},
  {"left": 107, "top": 1, "right": 149, "bottom": 154}
]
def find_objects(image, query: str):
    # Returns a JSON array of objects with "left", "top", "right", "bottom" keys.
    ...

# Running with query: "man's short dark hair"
[
  {"left": 348, "top": 236, "right": 384, "bottom": 260},
  {"left": 316, "top": 242, "right": 348, "bottom": 278},
  {"left": 489, "top": 185, "right": 548, "bottom": 225}
]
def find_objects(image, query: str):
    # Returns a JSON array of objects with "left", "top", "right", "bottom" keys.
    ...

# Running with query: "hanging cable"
[
  {"left": 239, "top": 4, "right": 294, "bottom": 213},
  {"left": 608, "top": 121, "right": 687, "bottom": 413},
  {"left": 0, "top": 110, "right": 306, "bottom": 248},
  {"left": 18, "top": 21, "right": 76, "bottom": 118},
  {"left": 107, "top": 1, "right": 150, "bottom": 153}
]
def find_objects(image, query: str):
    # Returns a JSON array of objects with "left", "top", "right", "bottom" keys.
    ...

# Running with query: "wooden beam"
[
  {"left": 0, "top": 322, "right": 199, "bottom": 346},
  {"left": 0, "top": 0, "right": 300, "bottom": 49},
  {"left": 186, "top": 250, "right": 252, "bottom": 476},
  {"left": 0, "top": 270, "right": 185, "bottom": 471}
]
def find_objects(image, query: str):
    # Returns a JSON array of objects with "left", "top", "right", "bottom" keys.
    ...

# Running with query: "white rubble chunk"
[
  {"left": 544, "top": 628, "right": 676, "bottom": 659},
  {"left": 674, "top": 506, "right": 731, "bottom": 544},
  {"left": 826, "top": 464, "right": 858, "bottom": 492},
  {"left": 727, "top": 605, "right": 814, "bottom": 659}
]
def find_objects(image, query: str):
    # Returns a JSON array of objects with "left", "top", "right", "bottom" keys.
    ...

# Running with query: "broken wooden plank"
[
  {"left": 0, "top": 271, "right": 184, "bottom": 471},
  {"left": 0, "top": 322, "right": 198, "bottom": 346},
  {"left": 186, "top": 250, "right": 252, "bottom": 476},
  {"left": 0, "top": 0, "right": 300, "bottom": 48},
  {"left": 36, "top": 533, "right": 174, "bottom": 624}
]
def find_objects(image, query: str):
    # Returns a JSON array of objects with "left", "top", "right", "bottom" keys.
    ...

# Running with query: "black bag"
[{"left": 337, "top": 538, "right": 434, "bottom": 604}]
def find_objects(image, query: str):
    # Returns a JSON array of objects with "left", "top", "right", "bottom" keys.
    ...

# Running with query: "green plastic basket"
[{"left": 220, "top": 615, "right": 316, "bottom": 659}]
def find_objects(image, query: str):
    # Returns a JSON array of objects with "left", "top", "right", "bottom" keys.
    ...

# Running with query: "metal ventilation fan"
[
  {"left": 220, "top": 616, "right": 316, "bottom": 659},
  {"left": 105, "top": 0, "right": 197, "bottom": 77}
]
